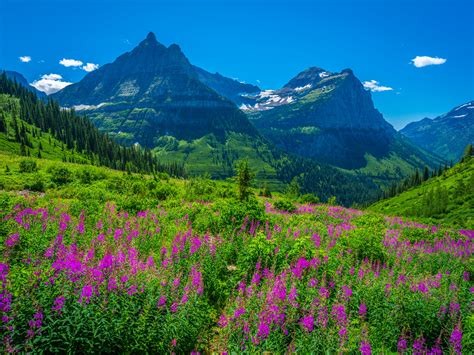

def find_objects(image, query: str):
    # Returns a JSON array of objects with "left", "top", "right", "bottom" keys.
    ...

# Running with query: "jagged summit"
[
  {"left": 284, "top": 66, "right": 331, "bottom": 89},
  {"left": 146, "top": 31, "right": 157, "bottom": 41},
  {"left": 52, "top": 32, "right": 258, "bottom": 146}
]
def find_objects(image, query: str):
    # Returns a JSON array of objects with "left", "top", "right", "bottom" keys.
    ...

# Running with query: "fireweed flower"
[
  {"left": 233, "top": 307, "right": 246, "bottom": 319},
  {"left": 342, "top": 285, "right": 352, "bottom": 299},
  {"left": 5, "top": 233, "right": 20, "bottom": 247},
  {"left": 360, "top": 340, "right": 372, "bottom": 355},
  {"left": 450, "top": 325, "right": 462, "bottom": 354},
  {"left": 218, "top": 314, "right": 228, "bottom": 327},
  {"left": 300, "top": 315, "right": 314, "bottom": 332},
  {"left": 79, "top": 285, "right": 93, "bottom": 303},
  {"left": 359, "top": 303, "right": 367, "bottom": 318},
  {"left": 413, "top": 337, "right": 426, "bottom": 354},
  {"left": 397, "top": 337, "right": 407, "bottom": 353},
  {"left": 52, "top": 296, "right": 66, "bottom": 313}
]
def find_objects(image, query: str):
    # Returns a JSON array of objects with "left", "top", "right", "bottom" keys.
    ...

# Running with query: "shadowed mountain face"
[
  {"left": 52, "top": 32, "right": 258, "bottom": 145},
  {"left": 192, "top": 65, "right": 260, "bottom": 105},
  {"left": 401, "top": 101, "right": 474, "bottom": 161},
  {"left": 3, "top": 71, "right": 46, "bottom": 98},
  {"left": 244, "top": 67, "right": 417, "bottom": 169}
]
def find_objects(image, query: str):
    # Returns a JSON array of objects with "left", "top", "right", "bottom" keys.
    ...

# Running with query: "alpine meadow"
[{"left": 0, "top": 0, "right": 473, "bottom": 353}]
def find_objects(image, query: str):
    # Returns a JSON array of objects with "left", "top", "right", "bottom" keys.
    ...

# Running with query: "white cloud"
[
  {"left": 41, "top": 73, "right": 63, "bottom": 80},
  {"left": 363, "top": 80, "right": 393, "bottom": 92},
  {"left": 82, "top": 63, "right": 99, "bottom": 72},
  {"left": 30, "top": 73, "right": 72, "bottom": 95},
  {"left": 19, "top": 56, "right": 31, "bottom": 63},
  {"left": 59, "top": 58, "right": 83, "bottom": 67},
  {"left": 411, "top": 56, "right": 447, "bottom": 68}
]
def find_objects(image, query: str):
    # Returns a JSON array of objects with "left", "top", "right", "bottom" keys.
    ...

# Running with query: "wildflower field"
[{"left": 1, "top": 189, "right": 472, "bottom": 353}]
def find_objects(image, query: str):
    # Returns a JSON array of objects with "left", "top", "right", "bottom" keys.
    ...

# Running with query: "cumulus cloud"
[
  {"left": 363, "top": 80, "right": 393, "bottom": 92},
  {"left": 19, "top": 56, "right": 31, "bottom": 63},
  {"left": 411, "top": 56, "right": 447, "bottom": 68},
  {"left": 59, "top": 58, "right": 83, "bottom": 67},
  {"left": 30, "top": 73, "right": 72, "bottom": 95},
  {"left": 82, "top": 63, "right": 99, "bottom": 72}
]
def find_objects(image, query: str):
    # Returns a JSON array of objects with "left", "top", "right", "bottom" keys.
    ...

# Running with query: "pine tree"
[
  {"left": 236, "top": 159, "right": 254, "bottom": 201},
  {"left": 0, "top": 113, "right": 6, "bottom": 132}
]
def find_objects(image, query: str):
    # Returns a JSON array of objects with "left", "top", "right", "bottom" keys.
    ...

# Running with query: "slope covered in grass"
[
  {"left": 368, "top": 157, "right": 474, "bottom": 229},
  {"left": 0, "top": 155, "right": 472, "bottom": 353}
]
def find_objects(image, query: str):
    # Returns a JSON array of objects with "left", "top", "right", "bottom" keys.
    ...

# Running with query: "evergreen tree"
[
  {"left": 0, "top": 113, "right": 6, "bottom": 132},
  {"left": 236, "top": 159, "right": 254, "bottom": 201}
]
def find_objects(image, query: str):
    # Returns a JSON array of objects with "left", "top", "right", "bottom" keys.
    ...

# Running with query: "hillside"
[
  {"left": 0, "top": 153, "right": 471, "bottom": 353},
  {"left": 0, "top": 94, "right": 91, "bottom": 164},
  {"left": 368, "top": 157, "right": 474, "bottom": 228},
  {"left": 0, "top": 72, "right": 185, "bottom": 176},
  {"left": 401, "top": 101, "right": 474, "bottom": 161}
]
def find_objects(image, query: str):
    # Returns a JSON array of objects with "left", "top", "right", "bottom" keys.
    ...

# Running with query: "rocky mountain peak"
[{"left": 283, "top": 66, "right": 331, "bottom": 89}]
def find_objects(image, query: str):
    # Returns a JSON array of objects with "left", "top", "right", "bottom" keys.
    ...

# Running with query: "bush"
[
  {"left": 345, "top": 226, "right": 387, "bottom": 262},
  {"left": 273, "top": 199, "right": 297, "bottom": 212},
  {"left": 214, "top": 196, "right": 265, "bottom": 229},
  {"left": 25, "top": 174, "right": 45, "bottom": 192},
  {"left": 327, "top": 196, "right": 337, "bottom": 205},
  {"left": 299, "top": 193, "right": 319, "bottom": 204},
  {"left": 19, "top": 159, "right": 38, "bottom": 173},
  {"left": 49, "top": 166, "right": 73, "bottom": 185}
]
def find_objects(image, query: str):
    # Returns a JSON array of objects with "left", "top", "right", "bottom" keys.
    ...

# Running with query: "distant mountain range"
[
  {"left": 6, "top": 32, "right": 445, "bottom": 201},
  {"left": 401, "top": 101, "right": 474, "bottom": 161}
]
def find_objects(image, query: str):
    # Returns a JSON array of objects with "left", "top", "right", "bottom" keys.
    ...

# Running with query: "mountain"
[
  {"left": 3, "top": 70, "right": 46, "bottom": 98},
  {"left": 368, "top": 157, "right": 474, "bottom": 229},
  {"left": 51, "top": 34, "right": 387, "bottom": 204},
  {"left": 192, "top": 65, "right": 260, "bottom": 105},
  {"left": 243, "top": 67, "right": 441, "bottom": 183},
  {"left": 52, "top": 32, "right": 259, "bottom": 146},
  {"left": 50, "top": 33, "right": 285, "bottom": 186},
  {"left": 400, "top": 101, "right": 474, "bottom": 161},
  {"left": 0, "top": 73, "right": 182, "bottom": 176}
]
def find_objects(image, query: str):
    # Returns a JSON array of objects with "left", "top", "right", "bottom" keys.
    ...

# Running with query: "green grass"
[
  {"left": 368, "top": 157, "right": 474, "bottom": 229},
  {"left": 0, "top": 94, "right": 91, "bottom": 164}
]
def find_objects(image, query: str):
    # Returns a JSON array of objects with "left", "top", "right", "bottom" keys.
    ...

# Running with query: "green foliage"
[
  {"left": 299, "top": 193, "right": 320, "bottom": 204},
  {"left": 49, "top": 166, "right": 73, "bottom": 185},
  {"left": 273, "top": 199, "right": 297, "bottom": 212},
  {"left": 327, "top": 195, "right": 337, "bottom": 205},
  {"left": 235, "top": 159, "right": 254, "bottom": 201},
  {"left": 369, "top": 158, "right": 474, "bottom": 228},
  {"left": 19, "top": 159, "right": 37, "bottom": 173}
]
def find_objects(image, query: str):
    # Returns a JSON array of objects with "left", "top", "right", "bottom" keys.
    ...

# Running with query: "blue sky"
[{"left": 1, "top": 0, "right": 473, "bottom": 129}]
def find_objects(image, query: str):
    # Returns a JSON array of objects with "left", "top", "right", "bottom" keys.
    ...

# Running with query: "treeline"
[
  {"left": 380, "top": 144, "right": 473, "bottom": 201},
  {"left": 274, "top": 155, "right": 379, "bottom": 206},
  {"left": 0, "top": 72, "right": 185, "bottom": 177}
]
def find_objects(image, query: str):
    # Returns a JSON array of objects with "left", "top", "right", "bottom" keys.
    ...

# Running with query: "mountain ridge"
[{"left": 400, "top": 101, "right": 474, "bottom": 161}]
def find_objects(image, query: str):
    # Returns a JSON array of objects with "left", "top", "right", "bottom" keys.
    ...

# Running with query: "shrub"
[
  {"left": 273, "top": 199, "right": 297, "bottom": 212},
  {"left": 49, "top": 166, "right": 73, "bottom": 185},
  {"left": 19, "top": 159, "right": 37, "bottom": 173},
  {"left": 345, "top": 226, "right": 387, "bottom": 262},
  {"left": 214, "top": 196, "right": 265, "bottom": 229},
  {"left": 25, "top": 174, "right": 45, "bottom": 192},
  {"left": 299, "top": 193, "right": 319, "bottom": 204}
]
